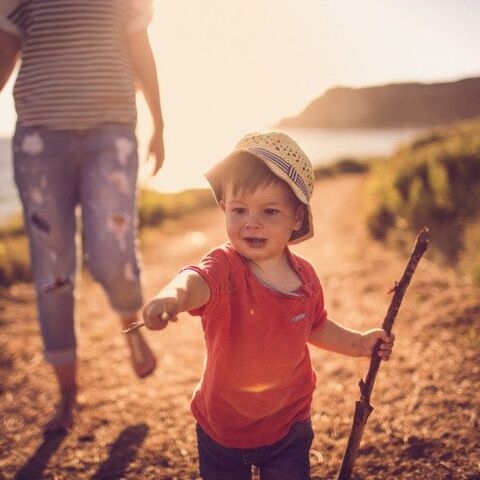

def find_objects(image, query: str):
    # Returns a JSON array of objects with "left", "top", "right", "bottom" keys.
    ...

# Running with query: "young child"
[{"left": 142, "top": 132, "right": 394, "bottom": 480}]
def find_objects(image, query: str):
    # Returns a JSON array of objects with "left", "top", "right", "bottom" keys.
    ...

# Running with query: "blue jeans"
[
  {"left": 196, "top": 419, "right": 314, "bottom": 480},
  {"left": 13, "top": 123, "right": 143, "bottom": 365}
]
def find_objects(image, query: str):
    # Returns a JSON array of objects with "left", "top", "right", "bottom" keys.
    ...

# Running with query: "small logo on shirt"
[{"left": 290, "top": 313, "right": 306, "bottom": 324}]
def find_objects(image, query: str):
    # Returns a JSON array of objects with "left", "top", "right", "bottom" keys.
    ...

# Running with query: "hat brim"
[{"left": 205, "top": 151, "right": 314, "bottom": 244}]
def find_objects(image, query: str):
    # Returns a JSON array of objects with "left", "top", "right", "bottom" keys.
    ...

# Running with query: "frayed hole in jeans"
[
  {"left": 30, "top": 212, "right": 51, "bottom": 233},
  {"left": 43, "top": 277, "right": 73, "bottom": 293},
  {"left": 107, "top": 213, "right": 129, "bottom": 251}
]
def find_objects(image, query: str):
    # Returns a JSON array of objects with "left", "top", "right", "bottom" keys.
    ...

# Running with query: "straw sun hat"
[{"left": 206, "top": 132, "right": 315, "bottom": 244}]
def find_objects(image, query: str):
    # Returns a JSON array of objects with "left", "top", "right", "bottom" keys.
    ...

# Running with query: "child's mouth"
[{"left": 244, "top": 237, "right": 267, "bottom": 248}]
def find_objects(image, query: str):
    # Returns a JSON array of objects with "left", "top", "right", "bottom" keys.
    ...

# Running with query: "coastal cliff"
[{"left": 279, "top": 77, "right": 480, "bottom": 128}]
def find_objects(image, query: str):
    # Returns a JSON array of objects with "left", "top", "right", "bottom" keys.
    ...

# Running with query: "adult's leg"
[
  {"left": 80, "top": 124, "right": 155, "bottom": 377},
  {"left": 13, "top": 126, "right": 79, "bottom": 431}
]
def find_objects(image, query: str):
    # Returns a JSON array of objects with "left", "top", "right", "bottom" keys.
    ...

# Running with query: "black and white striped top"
[{"left": 0, "top": 0, "right": 152, "bottom": 130}]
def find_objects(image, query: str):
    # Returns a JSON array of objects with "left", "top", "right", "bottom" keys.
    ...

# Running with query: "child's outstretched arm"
[
  {"left": 308, "top": 318, "right": 395, "bottom": 360},
  {"left": 142, "top": 270, "right": 210, "bottom": 330}
]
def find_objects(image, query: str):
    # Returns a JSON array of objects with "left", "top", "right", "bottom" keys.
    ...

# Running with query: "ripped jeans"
[{"left": 13, "top": 123, "right": 143, "bottom": 365}]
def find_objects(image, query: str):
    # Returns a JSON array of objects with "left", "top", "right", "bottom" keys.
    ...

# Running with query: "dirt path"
[{"left": 0, "top": 174, "right": 479, "bottom": 479}]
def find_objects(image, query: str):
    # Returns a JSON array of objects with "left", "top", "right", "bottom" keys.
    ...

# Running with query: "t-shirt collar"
[{"left": 227, "top": 243, "right": 314, "bottom": 297}]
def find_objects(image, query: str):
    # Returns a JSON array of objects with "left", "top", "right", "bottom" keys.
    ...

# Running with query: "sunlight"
[
  {"left": 185, "top": 231, "right": 207, "bottom": 247},
  {"left": 240, "top": 382, "right": 279, "bottom": 394}
]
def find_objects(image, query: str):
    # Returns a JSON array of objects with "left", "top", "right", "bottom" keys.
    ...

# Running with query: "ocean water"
[
  {"left": 279, "top": 126, "right": 421, "bottom": 165},
  {"left": 0, "top": 127, "right": 422, "bottom": 223}
]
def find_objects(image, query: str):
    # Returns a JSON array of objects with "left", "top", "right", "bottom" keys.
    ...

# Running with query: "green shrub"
[
  {"left": 314, "top": 157, "right": 370, "bottom": 179},
  {"left": 365, "top": 118, "right": 480, "bottom": 282},
  {"left": 138, "top": 188, "right": 214, "bottom": 228},
  {"left": 0, "top": 213, "right": 30, "bottom": 286},
  {"left": 0, "top": 237, "right": 32, "bottom": 286},
  {"left": 0, "top": 213, "right": 25, "bottom": 239},
  {"left": 461, "top": 221, "right": 480, "bottom": 285}
]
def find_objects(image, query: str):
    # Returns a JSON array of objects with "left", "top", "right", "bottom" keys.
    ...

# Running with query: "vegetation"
[
  {"left": 365, "top": 118, "right": 480, "bottom": 283},
  {"left": 0, "top": 214, "right": 31, "bottom": 286},
  {"left": 138, "top": 188, "right": 214, "bottom": 228},
  {"left": 314, "top": 157, "right": 370, "bottom": 179}
]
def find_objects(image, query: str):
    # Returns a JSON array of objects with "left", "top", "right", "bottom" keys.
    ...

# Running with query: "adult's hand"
[
  {"left": 148, "top": 129, "right": 165, "bottom": 175},
  {"left": 127, "top": 28, "right": 165, "bottom": 176}
]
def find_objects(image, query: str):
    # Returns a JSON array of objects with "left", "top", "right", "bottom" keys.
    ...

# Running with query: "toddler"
[{"left": 142, "top": 132, "right": 394, "bottom": 480}]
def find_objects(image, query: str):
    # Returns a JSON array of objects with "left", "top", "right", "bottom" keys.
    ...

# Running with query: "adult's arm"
[
  {"left": 0, "top": 29, "right": 20, "bottom": 92},
  {"left": 127, "top": 29, "right": 165, "bottom": 174}
]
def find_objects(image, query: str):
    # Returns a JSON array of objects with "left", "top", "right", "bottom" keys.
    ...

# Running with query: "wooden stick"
[
  {"left": 337, "top": 227, "right": 430, "bottom": 480},
  {"left": 121, "top": 312, "right": 170, "bottom": 334}
]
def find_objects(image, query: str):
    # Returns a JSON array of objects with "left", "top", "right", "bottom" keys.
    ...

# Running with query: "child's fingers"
[
  {"left": 153, "top": 311, "right": 172, "bottom": 329},
  {"left": 378, "top": 336, "right": 394, "bottom": 360},
  {"left": 156, "top": 310, "right": 179, "bottom": 326},
  {"left": 380, "top": 331, "right": 395, "bottom": 343},
  {"left": 143, "top": 305, "right": 168, "bottom": 330},
  {"left": 377, "top": 348, "right": 390, "bottom": 360},
  {"left": 160, "top": 311, "right": 180, "bottom": 323}
]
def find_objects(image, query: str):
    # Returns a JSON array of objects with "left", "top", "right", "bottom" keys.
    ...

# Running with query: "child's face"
[{"left": 221, "top": 181, "right": 304, "bottom": 264}]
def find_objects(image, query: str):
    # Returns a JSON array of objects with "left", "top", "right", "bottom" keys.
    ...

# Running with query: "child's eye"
[
  {"left": 264, "top": 208, "right": 279, "bottom": 216},
  {"left": 232, "top": 207, "right": 247, "bottom": 214}
]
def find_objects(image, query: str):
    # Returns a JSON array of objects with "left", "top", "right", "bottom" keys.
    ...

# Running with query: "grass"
[
  {"left": 0, "top": 237, "right": 32, "bottom": 286},
  {"left": 364, "top": 117, "right": 480, "bottom": 284},
  {"left": 0, "top": 214, "right": 31, "bottom": 286},
  {"left": 138, "top": 188, "right": 214, "bottom": 228}
]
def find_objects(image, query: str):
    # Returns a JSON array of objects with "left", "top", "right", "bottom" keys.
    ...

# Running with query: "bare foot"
[
  {"left": 125, "top": 330, "right": 156, "bottom": 378},
  {"left": 43, "top": 392, "right": 77, "bottom": 434}
]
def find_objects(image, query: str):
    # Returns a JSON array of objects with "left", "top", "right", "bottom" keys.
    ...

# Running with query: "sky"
[{"left": 1, "top": 0, "right": 479, "bottom": 191}]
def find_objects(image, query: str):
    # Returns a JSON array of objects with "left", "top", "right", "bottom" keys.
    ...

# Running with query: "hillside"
[{"left": 279, "top": 77, "right": 480, "bottom": 129}]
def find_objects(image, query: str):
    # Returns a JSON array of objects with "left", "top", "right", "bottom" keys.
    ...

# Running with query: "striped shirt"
[{"left": 0, "top": 0, "right": 153, "bottom": 130}]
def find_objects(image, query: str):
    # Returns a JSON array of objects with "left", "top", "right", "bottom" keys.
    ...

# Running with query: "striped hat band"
[{"left": 248, "top": 147, "right": 310, "bottom": 201}]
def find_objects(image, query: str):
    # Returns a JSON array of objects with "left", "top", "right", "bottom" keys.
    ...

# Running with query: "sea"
[{"left": 0, "top": 127, "right": 422, "bottom": 223}]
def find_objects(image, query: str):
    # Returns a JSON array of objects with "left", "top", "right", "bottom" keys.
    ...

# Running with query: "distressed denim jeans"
[
  {"left": 13, "top": 123, "right": 143, "bottom": 365},
  {"left": 196, "top": 419, "right": 314, "bottom": 480}
]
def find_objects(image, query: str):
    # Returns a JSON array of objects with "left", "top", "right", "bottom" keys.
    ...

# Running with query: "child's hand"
[
  {"left": 142, "top": 296, "right": 179, "bottom": 330},
  {"left": 360, "top": 328, "right": 395, "bottom": 360}
]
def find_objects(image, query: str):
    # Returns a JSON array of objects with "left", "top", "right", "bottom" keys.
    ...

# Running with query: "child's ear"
[
  {"left": 219, "top": 200, "right": 226, "bottom": 211},
  {"left": 294, "top": 204, "right": 305, "bottom": 231}
]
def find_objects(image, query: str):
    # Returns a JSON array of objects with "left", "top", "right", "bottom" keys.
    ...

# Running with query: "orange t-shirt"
[{"left": 184, "top": 243, "right": 327, "bottom": 448}]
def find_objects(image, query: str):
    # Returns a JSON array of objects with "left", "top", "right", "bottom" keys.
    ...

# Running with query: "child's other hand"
[
  {"left": 142, "top": 296, "right": 179, "bottom": 330},
  {"left": 360, "top": 328, "right": 395, "bottom": 360}
]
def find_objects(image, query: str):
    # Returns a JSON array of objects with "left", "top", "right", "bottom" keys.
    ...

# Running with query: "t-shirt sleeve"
[
  {"left": 309, "top": 264, "right": 328, "bottom": 330},
  {"left": 312, "top": 285, "right": 328, "bottom": 330},
  {"left": 180, "top": 248, "right": 231, "bottom": 317},
  {"left": 127, "top": 0, "right": 154, "bottom": 33},
  {"left": 0, "top": 0, "right": 25, "bottom": 37}
]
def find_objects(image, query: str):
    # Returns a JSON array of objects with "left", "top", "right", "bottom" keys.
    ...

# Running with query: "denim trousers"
[
  {"left": 13, "top": 123, "right": 143, "bottom": 365},
  {"left": 196, "top": 419, "right": 314, "bottom": 480}
]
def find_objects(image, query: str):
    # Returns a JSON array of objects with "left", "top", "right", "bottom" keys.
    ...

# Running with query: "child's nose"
[{"left": 244, "top": 213, "right": 261, "bottom": 228}]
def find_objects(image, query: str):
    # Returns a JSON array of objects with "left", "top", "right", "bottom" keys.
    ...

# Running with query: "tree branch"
[{"left": 337, "top": 227, "right": 430, "bottom": 480}]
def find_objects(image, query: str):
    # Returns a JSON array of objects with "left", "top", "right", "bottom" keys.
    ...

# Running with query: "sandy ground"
[{"left": 0, "top": 173, "right": 479, "bottom": 479}]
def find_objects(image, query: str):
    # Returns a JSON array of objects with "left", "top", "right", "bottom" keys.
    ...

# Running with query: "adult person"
[{"left": 0, "top": 0, "right": 164, "bottom": 432}]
